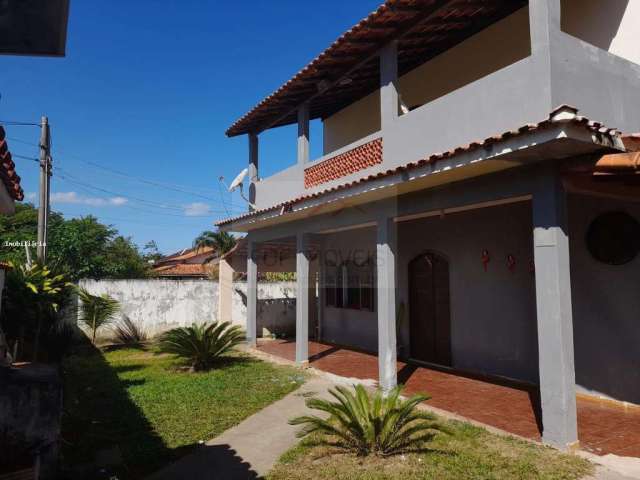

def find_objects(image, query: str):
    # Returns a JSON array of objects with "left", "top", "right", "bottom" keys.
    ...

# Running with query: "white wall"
[
  {"left": 76, "top": 279, "right": 296, "bottom": 341},
  {"left": 562, "top": 0, "right": 640, "bottom": 65}
]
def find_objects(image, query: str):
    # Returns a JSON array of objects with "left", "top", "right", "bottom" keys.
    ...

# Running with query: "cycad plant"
[
  {"left": 77, "top": 288, "right": 120, "bottom": 344},
  {"left": 157, "top": 321, "right": 245, "bottom": 371},
  {"left": 289, "top": 384, "right": 449, "bottom": 456}
]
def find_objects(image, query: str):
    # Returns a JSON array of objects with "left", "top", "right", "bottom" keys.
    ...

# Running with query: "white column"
[
  {"left": 218, "top": 258, "right": 233, "bottom": 323},
  {"left": 533, "top": 170, "right": 578, "bottom": 449},
  {"left": 297, "top": 103, "right": 310, "bottom": 165},
  {"left": 380, "top": 41, "right": 398, "bottom": 132},
  {"left": 248, "top": 133, "right": 259, "bottom": 207},
  {"left": 376, "top": 216, "right": 397, "bottom": 392},
  {"left": 296, "top": 232, "right": 310, "bottom": 363},
  {"left": 246, "top": 238, "right": 257, "bottom": 347}
]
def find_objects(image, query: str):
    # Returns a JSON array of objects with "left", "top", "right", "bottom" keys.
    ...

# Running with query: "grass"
[
  {"left": 61, "top": 345, "right": 305, "bottom": 478},
  {"left": 267, "top": 421, "right": 593, "bottom": 480}
]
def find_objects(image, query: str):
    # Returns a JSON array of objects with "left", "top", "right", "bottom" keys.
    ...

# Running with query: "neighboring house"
[
  {"left": 0, "top": 126, "right": 25, "bottom": 364},
  {"left": 217, "top": 0, "right": 640, "bottom": 450},
  {"left": 152, "top": 246, "right": 218, "bottom": 279}
]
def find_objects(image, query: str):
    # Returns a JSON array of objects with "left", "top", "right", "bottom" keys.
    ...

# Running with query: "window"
[
  {"left": 325, "top": 258, "right": 375, "bottom": 311},
  {"left": 586, "top": 211, "right": 640, "bottom": 265}
]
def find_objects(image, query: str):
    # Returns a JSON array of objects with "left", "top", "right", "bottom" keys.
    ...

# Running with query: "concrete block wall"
[{"left": 76, "top": 279, "right": 296, "bottom": 341}]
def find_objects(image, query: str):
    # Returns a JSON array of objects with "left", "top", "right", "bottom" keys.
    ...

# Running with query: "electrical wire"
[
  {"left": 0, "top": 120, "right": 39, "bottom": 126},
  {"left": 56, "top": 171, "right": 242, "bottom": 216}
]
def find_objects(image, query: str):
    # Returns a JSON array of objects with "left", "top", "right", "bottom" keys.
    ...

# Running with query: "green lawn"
[
  {"left": 61, "top": 346, "right": 304, "bottom": 478},
  {"left": 268, "top": 422, "right": 593, "bottom": 480}
]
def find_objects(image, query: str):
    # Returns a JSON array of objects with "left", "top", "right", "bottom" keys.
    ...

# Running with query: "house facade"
[{"left": 217, "top": 0, "right": 640, "bottom": 450}]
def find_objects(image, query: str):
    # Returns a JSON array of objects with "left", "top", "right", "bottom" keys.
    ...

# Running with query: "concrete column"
[
  {"left": 246, "top": 238, "right": 257, "bottom": 347},
  {"left": 532, "top": 169, "right": 578, "bottom": 449},
  {"left": 376, "top": 216, "right": 397, "bottom": 392},
  {"left": 248, "top": 133, "right": 259, "bottom": 207},
  {"left": 380, "top": 40, "right": 399, "bottom": 132},
  {"left": 218, "top": 258, "right": 233, "bottom": 323},
  {"left": 529, "top": 0, "right": 561, "bottom": 55},
  {"left": 297, "top": 103, "right": 310, "bottom": 165},
  {"left": 296, "top": 232, "right": 310, "bottom": 363}
]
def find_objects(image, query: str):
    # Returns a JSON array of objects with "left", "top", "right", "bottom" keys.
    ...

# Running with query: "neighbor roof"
[
  {"left": 0, "top": 0, "right": 70, "bottom": 57},
  {"left": 0, "top": 126, "right": 24, "bottom": 201},
  {"left": 226, "top": 0, "right": 526, "bottom": 137},
  {"left": 217, "top": 106, "right": 621, "bottom": 228}
]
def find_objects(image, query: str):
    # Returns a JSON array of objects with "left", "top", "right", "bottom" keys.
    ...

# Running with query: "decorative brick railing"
[{"left": 304, "top": 137, "right": 382, "bottom": 189}]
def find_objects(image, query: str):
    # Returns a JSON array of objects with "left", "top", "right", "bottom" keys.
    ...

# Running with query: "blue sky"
[{"left": 1, "top": 0, "right": 380, "bottom": 254}]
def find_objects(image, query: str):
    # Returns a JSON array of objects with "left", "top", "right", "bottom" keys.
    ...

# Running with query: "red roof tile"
[
  {"left": 216, "top": 106, "right": 620, "bottom": 227},
  {"left": 226, "top": 0, "right": 526, "bottom": 137},
  {"left": 0, "top": 126, "right": 24, "bottom": 201},
  {"left": 153, "top": 263, "right": 210, "bottom": 277}
]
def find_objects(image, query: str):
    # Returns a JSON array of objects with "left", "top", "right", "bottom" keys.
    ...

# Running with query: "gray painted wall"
[
  {"left": 397, "top": 201, "right": 539, "bottom": 382},
  {"left": 320, "top": 228, "right": 378, "bottom": 352},
  {"left": 568, "top": 195, "right": 640, "bottom": 404},
  {"left": 313, "top": 193, "right": 640, "bottom": 403}
]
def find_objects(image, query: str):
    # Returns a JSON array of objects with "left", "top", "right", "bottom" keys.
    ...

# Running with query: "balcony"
[{"left": 247, "top": 1, "right": 640, "bottom": 213}]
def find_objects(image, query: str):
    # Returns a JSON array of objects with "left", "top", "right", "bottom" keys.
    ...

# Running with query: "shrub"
[
  {"left": 77, "top": 288, "right": 120, "bottom": 344},
  {"left": 157, "top": 321, "right": 244, "bottom": 371},
  {"left": 1, "top": 261, "right": 73, "bottom": 361},
  {"left": 111, "top": 315, "right": 147, "bottom": 346},
  {"left": 289, "top": 384, "right": 449, "bottom": 456}
]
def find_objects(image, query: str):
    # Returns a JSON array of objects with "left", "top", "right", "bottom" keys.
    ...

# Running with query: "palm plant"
[
  {"left": 2, "top": 262, "right": 73, "bottom": 361},
  {"left": 193, "top": 230, "right": 236, "bottom": 255},
  {"left": 289, "top": 384, "right": 449, "bottom": 456},
  {"left": 112, "top": 315, "right": 147, "bottom": 346},
  {"left": 77, "top": 287, "right": 120, "bottom": 344},
  {"left": 157, "top": 321, "right": 244, "bottom": 371}
]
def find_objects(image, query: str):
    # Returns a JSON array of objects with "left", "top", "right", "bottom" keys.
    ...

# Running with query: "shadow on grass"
[{"left": 61, "top": 341, "right": 171, "bottom": 480}]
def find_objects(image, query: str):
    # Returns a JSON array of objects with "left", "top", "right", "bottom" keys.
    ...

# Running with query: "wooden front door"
[{"left": 409, "top": 252, "right": 452, "bottom": 366}]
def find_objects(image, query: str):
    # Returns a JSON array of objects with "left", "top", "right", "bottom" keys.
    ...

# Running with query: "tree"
[
  {"left": 77, "top": 287, "right": 120, "bottom": 344},
  {"left": 193, "top": 230, "right": 236, "bottom": 255},
  {"left": 0, "top": 203, "right": 153, "bottom": 281}
]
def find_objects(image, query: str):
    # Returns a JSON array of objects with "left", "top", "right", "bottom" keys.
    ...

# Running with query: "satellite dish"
[
  {"left": 228, "top": 168, "right": 248, "bottom": 192},
  {"left": 218, "top": 167, "right": 256, "bottom": 210}
]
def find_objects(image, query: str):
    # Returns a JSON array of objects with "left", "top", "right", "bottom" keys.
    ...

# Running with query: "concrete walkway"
[{"left": 146, "top": 376, "right": 336, "bottom": 480}]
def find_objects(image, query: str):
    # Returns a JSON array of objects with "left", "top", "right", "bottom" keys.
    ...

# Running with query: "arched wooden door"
[{"left": 409, "top": 251, "right": 452, "bottom": 366}]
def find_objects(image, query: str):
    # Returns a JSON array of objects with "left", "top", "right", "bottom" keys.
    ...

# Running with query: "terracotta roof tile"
[
  {"left": 216, "top": 106, "right": 620, "bottom": 227},
  {"left": 0, "top": 126, "right": 24, "bottom": 201},
  {"left": 304, "top": 138, "right": 383, "bottom": 188},
  {"left": 226, "top": 0, "right": 526, "bottom": 137},
  {"left": 153, "top": 263, "right": 209, "bottom": 277}
]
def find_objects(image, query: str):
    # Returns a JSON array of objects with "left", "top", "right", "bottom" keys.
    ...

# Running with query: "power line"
[
  {"left": 0, "top": 120, "right": 39, "bottom": 126},
  {"left": 12, "top": 153, "right": 39, "bottom": 162},
  {"left": 56, "top": 171, "right": 241, "bottom": 216},
  {"left": 6, "top": 134, "right": 246, "bottom": 212}
]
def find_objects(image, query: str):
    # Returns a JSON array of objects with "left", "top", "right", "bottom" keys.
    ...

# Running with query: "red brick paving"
[{"left": 257, "top": 339, "right": 640, "bottom": 458}]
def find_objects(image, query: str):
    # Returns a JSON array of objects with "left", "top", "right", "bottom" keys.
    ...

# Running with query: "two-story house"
[{"left": 217, "top": 0, "right": 640, "bottom": 451}]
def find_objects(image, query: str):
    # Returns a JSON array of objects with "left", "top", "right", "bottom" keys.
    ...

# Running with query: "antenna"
[{"left": 218, "top": 168, "right": 255, "bottom": 209}]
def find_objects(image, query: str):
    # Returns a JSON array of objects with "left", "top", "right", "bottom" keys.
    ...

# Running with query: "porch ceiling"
[{"left": 226, "top": 0, "right": 526, "bottom": 137}]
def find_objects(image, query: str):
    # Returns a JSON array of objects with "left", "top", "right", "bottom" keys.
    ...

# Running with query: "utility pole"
[{"left": 37, "top": 116, "right": 51, "bottom": 263}]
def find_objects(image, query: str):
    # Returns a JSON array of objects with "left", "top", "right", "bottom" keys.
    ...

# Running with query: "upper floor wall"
[
  {"left": 323, "top": 6, "right": 532, "bottom": 154},
  {"left": 561, "top": 0, "right": 640, "bottom": 66},
  {"left": 248, "top": 0, "right": 640, "bottom": 212}
]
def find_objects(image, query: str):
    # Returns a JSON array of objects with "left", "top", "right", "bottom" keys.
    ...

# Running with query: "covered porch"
[
  {"left": 219, "top": 110, "right": 640, "bottom": 453},
  {"left": 257, "top": 338, "right": 640, "bottom": 459}
]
